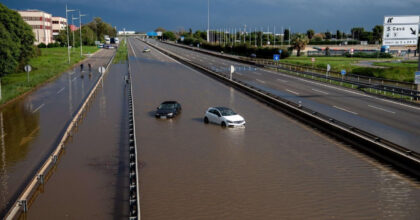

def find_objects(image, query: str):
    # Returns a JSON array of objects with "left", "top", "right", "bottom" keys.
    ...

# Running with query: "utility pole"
[
  {"left": 207, "top": 0, "right": 210, "bottom": 42},
  {"left": 274, "top": 26, "right": 276, "bottom": 46},
  {"left": 66, "top": 4, "right": 76, "bottom": 64},
  {"left": 79, "top": 11, "right": 87, "bottom": 56},
  {"left": 72, "top": 14, "right": 78, "bottom": 50}
]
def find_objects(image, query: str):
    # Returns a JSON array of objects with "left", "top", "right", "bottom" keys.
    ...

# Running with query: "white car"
[
  {"left": 143, "top": 48, "right": 151, "bottom": 53},
  {"left": 204, "top": 107, "right": 245, "bottom": 127}
]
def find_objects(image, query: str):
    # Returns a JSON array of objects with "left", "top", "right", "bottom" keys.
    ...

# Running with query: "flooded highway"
[
  {"left": 129, "top": 38, "right": 420, "bottom": 219},
  {"left": 25, "top": 64, "right": 129, "bottom": 219},
  {"left": 0, "top": 49, "right": 114, "bottom": 216}
]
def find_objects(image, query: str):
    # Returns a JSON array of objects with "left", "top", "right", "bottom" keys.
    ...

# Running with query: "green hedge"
[
  {"left": 179, "top": 37, "right": 291, "bottom": 59},
  {"left": 344, "top": 52, "right": 392, "bottom": 58}
]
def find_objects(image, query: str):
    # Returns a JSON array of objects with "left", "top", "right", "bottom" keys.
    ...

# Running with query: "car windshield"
[
  {"left": 219, "top": 108, "right": 236, "bottom": 116},
  {"left": 159, "top": 103, "right": 175, "bottom": 110}
]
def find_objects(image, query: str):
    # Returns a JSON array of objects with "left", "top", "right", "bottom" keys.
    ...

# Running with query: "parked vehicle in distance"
[
  {"left": 204, "top": 107, "right": 245, "bottom": 127},
  {"left": 155, "top": 101, "right": 182, "bottom": 119},
  {"left": 115, "top": 37, "right": 120, "bottom": 44},
  {"left": 143, "top": 47, "right": 151, "bottom": 52},
  {"left": 250, "top": 53, "right": 257, "bottom": 58}
]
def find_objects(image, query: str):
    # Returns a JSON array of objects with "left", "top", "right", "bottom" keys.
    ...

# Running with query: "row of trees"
[
  {"left": 54, "top": 17, "right": 116, "bottom": 47},
  {"left": 304, "top": 25, "right": 383, "bottom": 43},
  {"left": 0, "top": 3, "right": 35, "bottom": 76}
]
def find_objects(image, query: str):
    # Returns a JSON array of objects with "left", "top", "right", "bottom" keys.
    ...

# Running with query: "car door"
[
  {"left": 207, "top": 109, "right": 218, "bottom": 123},
  {"left": 213, "top": 110, "right": 222, "bottom": 124}
]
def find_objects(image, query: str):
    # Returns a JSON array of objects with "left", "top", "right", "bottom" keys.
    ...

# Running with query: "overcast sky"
[{"left": 4, "top": 0, "right": 420, "bottom": 33}]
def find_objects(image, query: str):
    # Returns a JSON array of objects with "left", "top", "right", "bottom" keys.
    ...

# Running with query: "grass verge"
[
  {"left": 279, "top": 56, "right": 417, "bottom": 82},
  {"left": 0, "top": 46, "right": 99, "bottom": 105},
  {"left": 113, "top": 39, "right": 128, "bottom": 64}
]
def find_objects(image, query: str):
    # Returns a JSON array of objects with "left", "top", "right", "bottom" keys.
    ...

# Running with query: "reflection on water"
[
  {"left": 0, "top": 102, "right": 40, "bottom": 206},
  {"left": 99, "top": 78, "right": 107, "bottom": 118}
]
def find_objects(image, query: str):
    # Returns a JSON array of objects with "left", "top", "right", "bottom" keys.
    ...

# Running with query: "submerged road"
[
  {"left": 0, "top": 49, "right": 115, "bottom": 216},
  {"left": 128, "top": 38, "right": 420, "bottom": 219},
  {"left": 147, "top": 40, "right": 420, "bottom": 152}
]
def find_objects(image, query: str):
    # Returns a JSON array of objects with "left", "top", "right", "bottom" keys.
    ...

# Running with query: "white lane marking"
[
  {"left": 32, "top": 103, "right": 45, "bottom": 113},
  {"left": 333, "top": 106, "right": 358, "bottom": 115},
  {"left": 72, "top": 77, "right": 77, "bottom": 82},
  {"left": 286, "top": 89, "right": 300, "bottom": 95},
  {"left": 253, "top": 72, "right": 262, "bottom": 76},
  {"left": 129, "top": 39, "right": 137, "bottom": 57},
  {"left": 312, "top": 88, "right": 329, "bottom": 95},
  {"left": 56, "top": 87, "right": 65, "bottom": 94},
  {"left": 235, "top": 72, "right": 243, "bottom": 76},
  {"left": 368, "top": 105, "right": 396, "bottom": 114},
  {"left": 276, "top": 78, "right": 288, "bottom": 83},
  {"left": 256, "top": 79, "right": 266, "bottom": 84},
  {"left": 262, "top": 68, "right": 420, "bottom": 111}
]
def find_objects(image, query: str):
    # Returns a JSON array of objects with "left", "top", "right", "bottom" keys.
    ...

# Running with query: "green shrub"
[
  {"left": 37, "top": 43, "right": 47, "bottom": 48},
  {"left": 344, "top": 52, "right": 392, "bottom": 58}
]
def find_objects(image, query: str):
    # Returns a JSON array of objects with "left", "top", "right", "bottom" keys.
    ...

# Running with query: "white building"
[
  {"left": 17, "top": 10, "right": 53, "bottom": 45},
  {"left": 52, "top": 16, "right": 67, "bottom": 37}
]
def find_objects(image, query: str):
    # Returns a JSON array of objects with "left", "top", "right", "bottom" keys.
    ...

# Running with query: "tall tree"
[
  {"left": 306, "top": 29, "right": 315, "bottom": 40},
  {"left": 325, "top": 31, "right": 332, "bottom": 40},
  {"left": 351, "top": 27, "right": 364, "bottom": 40},
  {"left": 284, "top": 29, "right": 290, "bottom": 41},
  {"left": 291, "top": 34, "right": 309, "bottom": 57},
  {"left": 372, "top": 25, "right": 383, "bottom": 43},
  {"left": 336, "top": 30, "right": 342, "bottom": 39},
  {"left": 0, "top": 3, "right": 35, "bottom": 75}
]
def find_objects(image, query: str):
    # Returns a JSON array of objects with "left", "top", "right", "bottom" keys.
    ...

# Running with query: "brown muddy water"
[{"left": 129, "top": 38, "right": 420, "bottom": 220}]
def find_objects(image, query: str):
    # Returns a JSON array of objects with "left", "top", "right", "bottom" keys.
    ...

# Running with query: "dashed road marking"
[
  {"left": 32, "top": 104, "right": 45, "bottom": 113},
  {"left": 56, "top": 87, "right": 65, "bottom": 94},
  {"left": 333, "top": 105, "right": 358, "bottom": 115},
  {"left": 368, "top": 105, "right": 396, "bottom": 114},
  {"left": 286, "top": 89, "right": 300, "bottom": 95},
  {"left": 312, "top": 88, "right": 329, "bottom": 95}
]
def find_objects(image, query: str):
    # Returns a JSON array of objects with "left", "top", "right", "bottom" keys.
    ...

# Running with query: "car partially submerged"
[
  {"left": 143, "top": 47, "right": 151, "bottom": 52},
  {"left": 204, "top": 107, "right": 245, "bottom": 127},
  {"left": 155, "top": 101, "right": 182, "bottom": 119}
]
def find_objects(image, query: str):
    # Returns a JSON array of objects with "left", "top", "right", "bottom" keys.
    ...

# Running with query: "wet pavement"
[
  {"left": 0, "top": 48, "right": 115, "bottom": 217},
  {"left": 25, "top": 63, "right": 129, "bottom": 219},
  {"left": 152, "top": 40, "right": 420, "bottom": 152},
  {"left": 129, "top": 38, "right": 420, "bottom": 219}
]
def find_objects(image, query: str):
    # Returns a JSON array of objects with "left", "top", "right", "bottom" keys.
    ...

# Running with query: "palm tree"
[{"left": 291, "top": 34, "right": 309, "bottom": 57}]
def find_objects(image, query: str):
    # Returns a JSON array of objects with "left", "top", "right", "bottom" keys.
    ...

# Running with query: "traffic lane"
[
  {"left": 232, "top": 70, "right": 420, "bottom": 139},
  {"left": 130, "top": 38, "right": 176, "bottom": 64},
  {"left": 130, "top": 41, "right": 420, "bottom": 219},
  {"left": 155, "top": 42, "right": 420, "bottom": 142},
  {"left": 0, "top": 49, "right": 114, "bottom": 216},
  {"left": 157, "top": 41, "right": 420, "bottom": 117},
  {"left": 27, "top": 64, "right": 129, "bottom": 219}
]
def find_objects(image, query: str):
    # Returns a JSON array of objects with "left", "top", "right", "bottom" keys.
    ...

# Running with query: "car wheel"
[
  {"left": 221, "top": 121, "right": 226, "bottom": 128},
  {"left": 204, "top": 117, "right": 209, "bottom": 124}
]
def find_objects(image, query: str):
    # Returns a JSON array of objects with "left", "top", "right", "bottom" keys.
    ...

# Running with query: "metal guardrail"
[
  {"left": 144, "top": 40, "right": 420, "bottom": 178},
  {"left": 4, "top": 51, "right": 116, "bottom": 220},
  {"left": 127, "top": 39, "right": 141, "bottom": 220}
]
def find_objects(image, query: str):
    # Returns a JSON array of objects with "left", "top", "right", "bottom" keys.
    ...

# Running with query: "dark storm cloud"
[{"left": 3, "top": 0, "right": 420, "bottom": 32}]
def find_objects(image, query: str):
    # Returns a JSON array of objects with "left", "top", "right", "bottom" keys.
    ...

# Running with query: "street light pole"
[
  {"left": 66, "top": 4, "right": 76, "bottom": 64},
  {"left": 72, "top": 15, "right": 78, "bottom": 50},
  {"left": 79, "top": 11, "right": 87, "bottom": 56},
  {"left": 207, "top": 0, "right": 210, "bottom": 42}
]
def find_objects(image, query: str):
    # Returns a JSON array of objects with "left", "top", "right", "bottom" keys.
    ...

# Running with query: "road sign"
[
  {"left": 278, "top": 49, "right": 283, "bottom": 54},
  {"left": 415, "top": 71, "right": 420, "bottom": 84},
  {"left": 350, "top": 48, "right": 354, "bottom": 55},
  {"left": 273, "top": 54, "right": 280, "bottom": 61},
  {"left": 327, "top": 64, "right": 331, "bottom": 72},
  {"left": 180, "top": 36, "right": 185, "bottom": 42},
  {"left": 25, "top": 65, "right": 32, "bottom": 83},
  {"left": 311, "top": 57, "right": 315, "bottom": 62},
  {"left": 383, "top": 16, "right": 419, "bottom": 46},
  {"left": 98, "top": 66, "right": 106, "bottom": 74},
  {"left": 24, "top": 65, "right": 32, "bottom": 72},
  {"left": 341, "top": 70, "right": 346, "bottom": 76},
  {"left": 230, "top": 65, "right": 235, "bottom": 80}
]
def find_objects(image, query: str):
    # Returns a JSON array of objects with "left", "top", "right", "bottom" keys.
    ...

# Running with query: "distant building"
[
  {"left": 118, "top": 30, "right": 136, "bottom": 35},
  {"left": 52, "top": 16, "right": 67, "bottom": 37},
  {"left": 17, "top": 10, "right": 53, "bottom": 45}
]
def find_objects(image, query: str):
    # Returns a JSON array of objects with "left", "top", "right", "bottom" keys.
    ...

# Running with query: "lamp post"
[
  {"left": 79, "top": 11, "right": 87, "bottom": 56},
  {"left": 66, "top": 4, "right": 76, "bottom": 64},
  {"left": 207, "top": 0, "right": 210, "bottom": 42}
]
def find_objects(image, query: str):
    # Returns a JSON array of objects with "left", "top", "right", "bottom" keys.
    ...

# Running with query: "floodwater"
[
  {"left": 0, "top": 49, "right": 114, "bottom": 217},
  {"left": 129, "top": 38, "right": 420, "bottom": 220},
  {"left": 25, "top": 64, "right": 129, "bottom": 219}
]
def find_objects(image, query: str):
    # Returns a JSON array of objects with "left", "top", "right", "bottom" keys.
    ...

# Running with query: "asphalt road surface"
[
  {"left": 0, "top": 48, "right": 115, "bottom": 217},
  {"left": 149, "top": 40, "right": 420, "bottom": 152},
  {"left": 128, "top": 38, "right": 420, "bottom": 220}
]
